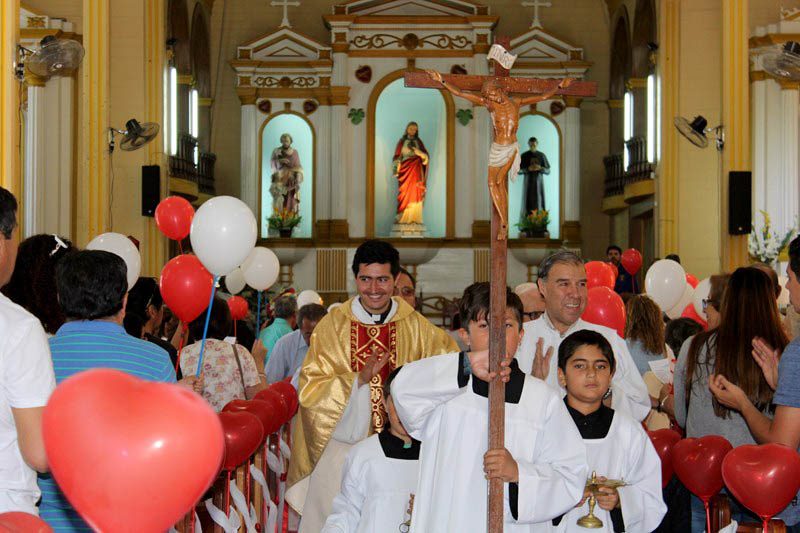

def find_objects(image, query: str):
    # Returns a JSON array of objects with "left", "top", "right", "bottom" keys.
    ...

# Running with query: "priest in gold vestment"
[{"left": 286, "top": 240, "right": 456, "bottom": 532}]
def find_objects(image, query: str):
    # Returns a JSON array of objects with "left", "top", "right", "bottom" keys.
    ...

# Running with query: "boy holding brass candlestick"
[{"left": 552, "top": 330, "right": 667, "bottom": 532}]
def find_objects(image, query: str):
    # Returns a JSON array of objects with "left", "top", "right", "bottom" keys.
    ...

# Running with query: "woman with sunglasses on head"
[{"left": 673, "top": 269, "right": 789, "bottom": 531}]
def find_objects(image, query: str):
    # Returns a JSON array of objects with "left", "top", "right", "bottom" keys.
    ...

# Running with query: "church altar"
[{"left": 233, "top": 0, "right": 593, "bottom": 300}]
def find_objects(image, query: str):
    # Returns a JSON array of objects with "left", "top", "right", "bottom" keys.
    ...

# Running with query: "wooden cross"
[
  {"left": 270, "top": 0, "right": 300, "bottom": 28},
  {"left": 405, "top": 38, "right": 597, "bottom": 532},
  {"left": 522, "top": 0, "right": 552, "bottom": 28}
]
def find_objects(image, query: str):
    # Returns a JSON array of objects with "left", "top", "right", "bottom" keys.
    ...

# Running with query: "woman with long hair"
[
  {"left": 624, "top": 294, "right": 668, "bottom": 375},
  {"left": 674, "top": 267, "right": 789, "bottom": 531},
  {"left": 392, "top": 121, "right": 429, "bottom": 225}
]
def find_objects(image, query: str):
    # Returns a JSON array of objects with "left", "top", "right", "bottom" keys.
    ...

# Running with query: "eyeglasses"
[
  {"left": 523, "top": 311, "right": 543, "bottom": 321},
  {"left": 397, "top": 287, "right": 415, "bottom": 297},
  {"left": 702, "top": 299, "right": 716, "bottom": 312}
]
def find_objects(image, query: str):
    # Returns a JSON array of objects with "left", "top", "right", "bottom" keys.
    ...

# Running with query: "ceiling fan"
[
  {"left": 674, "top": 115, "right": 725, "bottom": 151},
  {"left": 108, "top": 119, "right": 160, "bottom": 154},
  {"left": 16, "top": 35, "right": 84, "bottom": 80}
]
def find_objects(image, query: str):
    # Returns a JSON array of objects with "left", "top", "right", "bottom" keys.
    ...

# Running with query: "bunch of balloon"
[
  {"left": 189, "top": 196, "right": 258, "bottom": 378},
  {"left": 242, "top": 247, "right": 281, "bottom": 335},
  {"left": 647, "top": 429, "right": 682, "bottom": 489},
  {"left": 154, "top": 196, "right": 195, "bottom": 252}
]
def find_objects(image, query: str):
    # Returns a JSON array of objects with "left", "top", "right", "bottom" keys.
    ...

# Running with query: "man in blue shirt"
[
  {"left": 607, "top": 244, "right": 639, "bottom": 295},
  {"left": 709, "top": 236, "right": 800, "bottom": 530},
  {"left": 264, "top": 303, "right": 327, "bottom": 384},
  {"left": 39, "top": 250, "right": 181, "bottom": 531},
  {"left": 259, "top": 295, "right": 297, "bottom": 364}
]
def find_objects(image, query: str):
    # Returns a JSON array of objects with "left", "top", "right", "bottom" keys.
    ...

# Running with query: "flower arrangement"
[
  {"left": 748, "top": 210, "right": 795, "bottom": 264},
  {"left": 268, "top": 209, "right": 302, "bottom": 231},
  {"left": 516, "top": 209, "right": 550, "bottom": 231}
]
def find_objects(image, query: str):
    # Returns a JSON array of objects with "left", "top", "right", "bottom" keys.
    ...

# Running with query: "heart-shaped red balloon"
[
  {"left": 43, "top": 369, "right": 224, "bottom": 533},
  {"left": 722, "top": 444, "right": 800, "bottom": 520},
  {"left": 218, "top": 411, "right": 264, "bottom": 471},
  {"left": 0, "top": 512, "right": 53, "bottom": 532},
  {"left": 648, "top": 429, "right": 682, "bottom": 488},
  {"left": 160, "top": 254, "right": 214, "bottom": 323},
  {"left": 222, "top": 399, "right": 279, "bottom": 443},
  {"left": 672, "top": 435, "right": 733, "bottom": 502},
  {"left": 227, "top": 296, "right": 249, "bottom": 321},
  {"left": 255, "top": 388, "right": 290, "bottom": 429},
  {"left": 270, "top": 380, "right": 299, "bottom": 419}
]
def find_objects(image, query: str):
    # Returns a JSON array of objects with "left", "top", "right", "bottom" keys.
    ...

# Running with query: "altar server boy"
[
  {"left": 551, "top": 330, "right": 666, "bottom": 532},
  {"left": 391, "top": 282, "right": 587, "bottom": 532},
  {"left": 322, "top": 368, "right": 419, "bottom": 532}
]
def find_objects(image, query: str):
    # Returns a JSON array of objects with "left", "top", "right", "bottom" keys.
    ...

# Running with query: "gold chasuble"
[{"left": 287, "top": 297, "right": 457, "bottom": 490}]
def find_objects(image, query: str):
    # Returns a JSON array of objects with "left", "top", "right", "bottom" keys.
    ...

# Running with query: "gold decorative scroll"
[
  {"left": 351, "top": 33, "right": 471, "bottom": 51},
  {"left": 253, "top": 75, "right": 317, "bottom": 88}
]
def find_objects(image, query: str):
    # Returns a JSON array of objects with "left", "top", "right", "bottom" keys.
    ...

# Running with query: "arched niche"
[
  {"left": 190, "top": 4, "right": 210, "bottom": 97},
  {"left": 632, "top": 0, "right": 656, "bottom": 77},
  {"left": 367, "top": 70, "right": 454, "bottom": 238},
  {"left": 510, "top": 112, "right": 562, "bottom": 239},
  {"left": 610, "top": 9, "right": 632, "bottom": 100},
  {"left": 259, "top": 112, "right": 315, "bottom": 239},
  {"left": 168, "top": 0, "right": 191, "bottom": 73}
]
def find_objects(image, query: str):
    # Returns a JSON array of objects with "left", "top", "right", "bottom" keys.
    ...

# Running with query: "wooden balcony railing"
[{"left": 169, "top": 133, "right": 215, "bottom": 196}]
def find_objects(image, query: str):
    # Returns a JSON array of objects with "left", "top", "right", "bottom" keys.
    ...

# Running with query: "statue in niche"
[
  {"left": 269, "top": 133, "right": 304, "bottom": 214},
  {"left": 392, "top": 122, "right": 429, "bottom": 233},
  {"left": 519, "top": 136, "right": 550, "bottom": 215}
]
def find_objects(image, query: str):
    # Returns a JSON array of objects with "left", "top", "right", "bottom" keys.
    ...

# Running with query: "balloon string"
[
  {"left": 704, "top": 500, "right": 710, "bottom": 533},
  {"left": 196, "top": 276, "right": 219, "bottom": 378},
  {"left": 174, "top": 322, "right": 186, "bottom": 374},
  {"left": 256, "top": 291, "right": 262, "bottom": 337},
  {"left": 178, "top": 240, "right": 184, "bottom": 254},
  {"left": 234, "top": 319, "right": 238, "bottom": 341}
]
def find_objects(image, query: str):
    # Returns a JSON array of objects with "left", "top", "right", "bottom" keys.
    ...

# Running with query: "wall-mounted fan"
[
  {"left": 763, "top": 41, "right": 800, "bottom": 80},
  {"left": 108, "top": 119, "right": 160, "bottom": 154},
  {"left": 16, "top": 35, "right": 84, "bottom": 80},
  {"left": 674, "top": 115, "right": 725, "bottom": 151}
]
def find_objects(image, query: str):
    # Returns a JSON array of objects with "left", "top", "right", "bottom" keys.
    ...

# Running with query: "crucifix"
[
  {"left": 405, "top": 39, "right": 597, "bottom": 532},
  {"left": 271, "top": 0, "right": 300, "bottom": 28},
  {"left": 522, "top": 0, "right": 552, "bottom": 28}
]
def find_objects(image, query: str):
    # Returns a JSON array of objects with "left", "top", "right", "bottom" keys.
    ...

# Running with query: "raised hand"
[
  {"left": 531, "top": 337, "right": 553, "bottom": 381},
  {"left": 358, "top": 349, "right": 391, "bottom": 386},
  {"left": 752, "top": 337, "right": 781, "bottom": 391}
]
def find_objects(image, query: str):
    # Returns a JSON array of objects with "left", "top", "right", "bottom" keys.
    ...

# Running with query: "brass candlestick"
[{"left": 577, "top": 471, "right": 627, "bottom": 529}]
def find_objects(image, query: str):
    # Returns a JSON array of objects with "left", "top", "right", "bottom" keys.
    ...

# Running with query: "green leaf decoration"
[
  {"left": 348, "top": 108, "right": 365, "bottom": 125},
  {"left": 456, "top": 108, "right": 473, "bottom": 126}
]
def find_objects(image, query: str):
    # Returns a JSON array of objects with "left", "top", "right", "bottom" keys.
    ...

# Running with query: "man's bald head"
[{"left": 514, "top": 282, "right": 546, "bottom": 322}]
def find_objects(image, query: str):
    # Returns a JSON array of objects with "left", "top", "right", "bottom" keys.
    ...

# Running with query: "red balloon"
[
  {"left": 585, "top": 261, "right": 617, "bottom": 290},
  {"left": 227, "top": 296, "right": 249, "bottom": 321},
  {"left": 155, "top": 196, "right": 195, "bottom": 241},
  {"left": 0, "top": 512, "right": 53, "bottom": 532},
  {"left": 255, "top": 388, "right": 290, "bottom": 429},
  {"left": 672, "top": 436, "right": 733, "bottom": 503},
  {"left": 608, "top": 262, "right": 619, "bottom": 280},
  {"left": 582, "top": 286, "right": 626, "bottom": 338},
  {"left": 681, "top": 303, "right": 708, "bottom": 330},
  {"left": 270, "top": 380, "right": 299, "bottom": 419},
  {"left": 222, "top": 399, "right": 279, "bottom": 442},
  {"left": 218, "top": 411, "right": 264, "bottom": 471},
  {"left": 722, "top": 444, "right": 800, "bottom": 520},
  {"left": 648, "top": 429, "right": 682, "bottom": 488},
  {"left": 160, "top": 255, "right": 214, "bottom": 323},
  {"left": 686, "top": 273, "right": 699, "bottom": 288},
  {"left": 621, "top": 248, "right": 643, "bottom": 275},
  {"left": 42, "top": 369, "right": 224, "bottom": 533}
]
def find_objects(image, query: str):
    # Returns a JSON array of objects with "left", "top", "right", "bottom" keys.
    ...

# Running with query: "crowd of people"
[{"left": 1, "top": 179, "right": 800, "bottom": 532}]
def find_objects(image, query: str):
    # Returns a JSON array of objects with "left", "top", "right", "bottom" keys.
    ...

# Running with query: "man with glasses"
[
  {"left": 514, "top": 282, "right": 546, "bottom": 322},
  {"left": 515, "top": 250, "right": 651, "bottom": 422}
]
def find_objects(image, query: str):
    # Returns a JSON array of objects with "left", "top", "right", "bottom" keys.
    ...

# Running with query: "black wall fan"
[
  {"left": 109, "top": 119, "right": 160, "bottom": 154},
  {"left": 674, "top": 115, "right": 725, "bottom": 151}
]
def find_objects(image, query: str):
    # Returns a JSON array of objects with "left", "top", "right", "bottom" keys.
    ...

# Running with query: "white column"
[
  {"left": 563, "top": 102, "right": 581, "bottom": 222},
  {"left": 240, "top": 103, "right": 259, "bottom": 216},
  {"left": 41, "top": 75, "right": 74, "bottom": 236},
  {"left": 779, "top": 84, "right": 799, "bottom": 232},
  {"left": 472, "top": 52, "right": 490, "bottom": 221},
  {"left": 315, "top": 106, "right": 331, "bottom": 221},
  {"left": 750, "top": 75, "right": 767, "bottom": 217},
  {"left": 454, "top": 96, "right": 473, "bottom": 237},
  {"left": 23, "top": 79, "right": 46, "bottom": 237},
  {"left": 331, "top": 51, "right": 350, "bottom": 222}
]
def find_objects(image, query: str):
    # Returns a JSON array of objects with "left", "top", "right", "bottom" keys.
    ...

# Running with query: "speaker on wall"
[
  {"left": 728, "top": 171, "right": 752, "bottom": 235},
  {"left": 142, "top": 165, "right": 160, "bottom": 217}
]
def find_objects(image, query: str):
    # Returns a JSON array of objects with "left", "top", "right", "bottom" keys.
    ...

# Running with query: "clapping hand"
[
  {"left": 358, "top": 349, "right": 391, "bottom": 386},
  {"left": 531, "top": 338, "right": 554, "bottom": 381},
  {"left": 752, "top": 337, "right": 781, "bottom": 390}
]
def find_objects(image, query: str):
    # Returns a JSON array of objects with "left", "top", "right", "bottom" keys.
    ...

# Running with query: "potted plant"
[
  {"left": 268, "top": 209, "right": 302, "bottom": 238},
  {"left": 516, "top": 209, "right": 550, "bottom": 239}
]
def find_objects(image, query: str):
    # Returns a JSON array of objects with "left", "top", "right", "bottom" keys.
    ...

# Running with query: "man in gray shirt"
[{"left": 264, "top": 303, "right": 327, "bottom": 384}]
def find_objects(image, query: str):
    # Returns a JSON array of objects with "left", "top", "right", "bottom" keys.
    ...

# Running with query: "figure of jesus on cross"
[{"left": 405, "top": 40, "right": 597, "bottom": 532}]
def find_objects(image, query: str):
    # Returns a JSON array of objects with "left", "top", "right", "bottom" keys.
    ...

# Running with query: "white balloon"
[
  {"left": 297, "top": 289, "right": 323, "bottom": 308},
  {"left": 778, "top": 276, "right": 790, "bottom": 308},
  {"left": 189, "top": 196, "right": 257, "bottom": 276},
  {"left": 692, "top": 278, "right": 712, "bottom": 319},
  {"left": 224, "top": 267, "right": 246, "bottom": 295},
  {"left": 86, "top": 232, "right": 141, "bottom": 291},
  {"left": 666, "top": 284, "right": 694, "bottom": 319},
  {"left": 645, "top": 259, "right": 687, "bottom": 311},
  {"left": 241, "top": 247, "right": 280, "bottom": 291}
]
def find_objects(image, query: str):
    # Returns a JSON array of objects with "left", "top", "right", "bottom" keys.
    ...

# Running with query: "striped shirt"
[{"left": 39, "top": 320, "right": 176, "bottom": 532}]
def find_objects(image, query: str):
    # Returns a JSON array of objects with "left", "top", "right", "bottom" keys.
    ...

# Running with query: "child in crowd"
[
  {"left": 391, "top": 282, "right": 587, "bottom": 532},
  {"left": 322, "top": 368, "right": 419, "bottom": 532},
  {"left": 551, "top": 330, "right": 666, "bottom": 532}
]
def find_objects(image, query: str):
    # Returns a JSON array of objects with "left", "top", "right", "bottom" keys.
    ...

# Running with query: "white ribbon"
[
  {"left": 250, "top": 463, "right": 278, "bottom": 532},
  {"left": 278, "top": 438, "right": 291, "bottom": 459},
  {"left": 229, "top": 478, "right": 258, "bottom": 533},
  {"left": 204, "top": 498, "right": 241, "bottom": 533},
  {"left": 267, "top": 450, "right": 283, "bottom": 475}
]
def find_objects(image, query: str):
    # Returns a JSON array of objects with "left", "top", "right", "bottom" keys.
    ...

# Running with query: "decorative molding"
[
  {"left": 456, "top": 108, "right": 473, "bottom": 125},
  {"left": 252, "top": 75, "right": 317, "bottom": 88},
  {"left": 348, "top": 108, "right": 364, "bottom": 124},
  {"left": 350, "top": 32, "right": 470, "bottom": 51},
  {"left": 236, "top": 86, "right": 349, "bottom": 106},
  {"left": 563, "top": 96, "right": 582, "bottom": 108},
  {"left": 623, "top": 178, "right": 655, "bottom": 204},
  {"left": 625, "top": 77, "right": 648, "bottom": 90},
  {"left": 355, "top": 65, "right": 372, "bottom": 83},
  {"left": 778, "top": 79, "right": 800, "bottom": 90}
]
